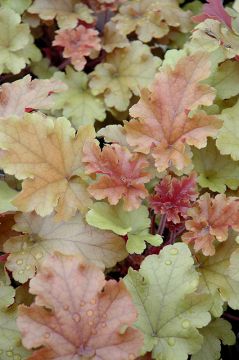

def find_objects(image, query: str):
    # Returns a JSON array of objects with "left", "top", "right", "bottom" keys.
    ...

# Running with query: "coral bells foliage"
[{"left": 2, "top": 0, "right": 239, "bottom": 359}]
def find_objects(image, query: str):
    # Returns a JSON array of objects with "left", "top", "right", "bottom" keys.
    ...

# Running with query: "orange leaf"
[
  {"left": 17, "top": 253, "right": 143, "bottom": 360},
  {"left": 182, "top": 193, "right": 239, "bottom": 256},
  {"left": 83, "top": 142, "right": 151, "bottom": 210},
  {"left": 125, "top": 53, "right": 222, "bottom": 172}
]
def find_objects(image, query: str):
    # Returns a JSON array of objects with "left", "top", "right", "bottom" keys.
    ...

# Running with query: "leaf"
[
  {"left": 0, "top": 112, "right": 95, "bottom": 220},
  {"left": 182, "top": 193, "right": 239, "bottom": 256},
  {"left": 103, "top": 21, "right": 129, "bottom": 53},
  {"left": 86, "top": 202, "right": 162, "bottom": 254},
  {"left": 3, "top": 211, "right": 127, "bottom": 283},
  {"left": 209, "top": 60, "right": 239, "bottom": 100},
  {"left": 124, "top": 243, "right": 212, "bottom": 360},
  {"left": 0, "top": 0, "right": 31, "bottom": 14},
  {"left": 113, "top": 0, "right": 192, "bottom": 42},
  {"left": 125, "top": 53, "right": 221, "bottom": 172},
  {"left": 17, "top": 253, "right": 144, "bottom": 360},
  {"left": 196, "top": 233, "right": 239, "bottom": 316},
  {"left": 28, "top": 0, "right": 94, "bottom": 29},
  {"left": 83, "top": 142, "right": 151, "bottom": 210},
  {"left": 150, "top": 173, "right": 198, "bottom": 224},
  {"left": 51, "top": 67, "right": 106, "bottom": 127},
  {"left": 0, "top": 75, "right": 67, "bottom": 119},
  {"left": 0, "top": 7, "right": 41, "bottom": 75},
  {"left": 193, "top": 0, "right": 232, "bottom": 29},
  {"left": 53, "top": 25, "right": 101, "bottom": 71},
  {"left": 216, "top": 99, "right": 239, "bottom": 160},
  {"left": 192, "top": 139, "right": 239, "bottom": 192},
  {"left": 89, "top": 41, "right": 161, "bottom": 111},
  {"left": 0, "top": 181, "right": 17, "bottom": 212},
  {"left": 191, "top": 319, "right": 235, "bottom": 360}
]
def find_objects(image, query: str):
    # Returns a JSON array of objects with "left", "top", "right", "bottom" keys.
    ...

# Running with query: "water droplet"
[
  {"left": 14, "top": 355, "right": 21, "bottom": 360},
  {"left": 170, "top": 248, "right": 178, "bottom": 255},
  {"left": 44, "top": 332, "right": 50, "bottom": 339},
  {"left": 182, "top": 320, "right": 190, "bottom": 329},
  {"left": 18, "top": 270, "right": 24, "bottom": 275},
  {"left": 80, "top": 301, "right": 85, "bottom": 307},
  {"left": 101, "top": 322, "right": 106, "bottom": 328},
  {"left": 90, "top": 299, "right": 96, "bottom": 305},
  {"left": 63, "top": 305, "right": 69, "bottom": 311},
  {"left": 87, "top": 310, "right": 93, "bottom": 317},
  {"left": 26, "top": 265, "right": 31, "bottom": 270},
  {"left": 16, "top": 259, "right": 23, "bottom": 265},
  {"left": 167, "top": 337, "right": 175, "bottom": 346},
  {"left": 6, "top": 351, "right": 13, "bottom": 357},
  {"left": 128, "top": 354, "right": 135, "bottom": 360},
  {"left": 72, "top": 313, "right": 81, "bottom": 322},
  {"left": 165, "top": 260, "right": 172, "bottom": 265},
  {"left": 35, "top": 252, "right": 43, "bottom": 260}
]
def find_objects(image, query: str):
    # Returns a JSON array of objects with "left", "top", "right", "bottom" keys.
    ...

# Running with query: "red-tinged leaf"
[
  {"left": 17, "top": 253, "right": 143, "bottom": 360},
  {"left": 193, "top": 0, "right": 232, "bottom": 29},
  {"left": 150, "top": 173, "right": 198, "bottom": 224},
  {"left": 125, "top": 53, "right": 221, "bottom": 172},
  {"left": 182, "top": 193, "right": 239, "bottom": 256},
  {"left": 83, "top": 142, "right": 151, "bottom": 210},
  {"left": 53, "top": 25, "right": 101, "bottom": 71}
]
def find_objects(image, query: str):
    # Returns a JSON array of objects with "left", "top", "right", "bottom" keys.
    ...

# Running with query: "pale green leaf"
[
  {"left": 0, "top": 181, "right": 17, "bottom": 212},
  {"left": 127, "top": 232, "right": 162, "bottom": 254},
  {"left": 124, "top": 243, "right": 212, "bottom": 360},
  {"left": 0, "top": 0, "right": 31, "bottom": 14}
]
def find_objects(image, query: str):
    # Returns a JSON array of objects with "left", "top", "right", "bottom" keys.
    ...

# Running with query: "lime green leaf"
[
  {"left": 31, "top": 58, "right": 57, "bottom": 79},
  {"left": 127, "top": 231, "right": 162, "bottom": 254},
  {"left": 89, "top": 41, "right": 161, "bottom": 111},
  {"left": 51, "top": 67, "right": 106, "bottom": 127},
  {"left": 197, "top": 232, "right": 239, "bottom": 317},
  {"left": 0, "top": 181, "right": 17, "bottom": 212},
  {"left": 0, "top": 7, "right": 41, "bottom": 75},
  {"left": 124, "top": 243, "right": 212, "bottom": 359},
  {"left": 0, "top": 285, "right": 15, "bottom": 309},
  {"left": 216, "top": 99, "right": 239, "bottom": 160},
  {"left": 192, "top": 139, "right": 239, "bottom": 192},
  {"left": 191, "top": 319, "right": 236, "bottom": 360},
  {"left": 0, "top": 0, "right": 31, "bottom": 14},
  {"left": 209, "top": 60, "right": 239, "bottom": 100}
]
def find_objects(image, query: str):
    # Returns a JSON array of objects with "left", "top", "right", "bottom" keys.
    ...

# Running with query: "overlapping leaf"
[
  {"left": 4, "top": 211, "right": 127, "bottom": 282},
  {"left": 83, "top": 142, "right": 151, "bottom": 210},
  {"left": 125, "top": 53, "right": 221, "bottom": 172},
  {"left": 0, "top": 113, "right": 95, "bottom": 220},
  {"left": 17, "top": 253, "right": 144, "bottom": 360},
  {"left": 89, "top": 41, "right": 161, "bottom": 111},
  {"left": 125, "top": 243, "right": 212, "bottom": 360}
]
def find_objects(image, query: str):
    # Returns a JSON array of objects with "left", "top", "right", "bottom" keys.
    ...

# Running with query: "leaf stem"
[
  {"left": 157, "top": 214, "right": 167, "bottom": 235},
  {"left": 223, "top": 312, "right": 239, "bottom": 322}
]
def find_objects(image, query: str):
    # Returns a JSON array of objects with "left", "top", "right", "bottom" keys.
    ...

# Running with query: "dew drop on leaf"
[
  {"left": 16, "top": 259, "right": 23, "bottom": 265},
  {"left": 44, "top": 332, "right": 51, "bottom": 339},
  {"left": 167, "top": 337, "right": 176, "bottom": 346},
  {"left": 170, "top": 248, "right": 178, "bottom": 255},
  {"left": 87, "top": 310, "right": 93, "bottom": 317},
  {"left": 165, "top": 260, "right": 172, "bottom": 265},
  {"left": 35, "top": 252, "right": 43, "bottom": 260},
  {"left": 181, "top": 320, "right": 190, "bottom": 329},
  {"left": 72, "top": 313, "right": 81, "bottom": 322}
]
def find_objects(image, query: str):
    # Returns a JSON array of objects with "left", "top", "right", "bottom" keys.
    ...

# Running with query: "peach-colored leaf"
[
  {"left": 193, "top": 0, "right": 232, "bottom": 29},
  {"left": 125, "top": 53, "right": 222, "bottom": 172},
  {"left": 53, "top": 25, "right": 101, "bottom": 71},
  {"left": 0, "top": 113, "right": 95, "bottom": 220},
  {"left": 0, "top": 75, "right": 67, "bottom": 119},
  {"left": 17, "top": 253, "right": 143, "bottom": 360},
  {"left": 182, "top": 193, "right": 239, "bottom": 256},
  {"left": 83, "top": 142, "right": 151, "bottom": 210}
]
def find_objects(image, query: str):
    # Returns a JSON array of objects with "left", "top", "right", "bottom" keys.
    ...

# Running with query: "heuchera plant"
[{"left": 2, "top": 0, "right": 239, "bottom": 359}]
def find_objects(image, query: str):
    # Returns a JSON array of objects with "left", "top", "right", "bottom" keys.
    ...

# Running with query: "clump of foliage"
[{"left": 1, "top": 0, "right": 239, "bottom": 359}]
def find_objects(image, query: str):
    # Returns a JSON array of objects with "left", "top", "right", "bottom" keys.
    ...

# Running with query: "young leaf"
[
  {"left": 53, "top": 25, "right": 101, "bottom": 72},
  {"left": 89, "top": 41, "right": 161, "bottom": 111},
  {"left": 0, "top": 7, "right": 41, "bottom": 75},
  {"left": 124, "top": 243, "right": 212, "bottom": 360},
  {"left": 4, "top": 211, "right": 127, "bottom": 283},
  {"left": 0, "top": 75, "right": 67, "bottom": 118},
  {"left": 191, "top": 319, "right": 235, "bottom": 360},
  {"left": 83, "top": 142, "right": 151, "bottom": 210},
  {"left": 125, "top": 53, "right": 221, "bottom": 172},
  {"left": 150, "top": 173, "right": 198, "bottom": 224},
  {"left": 182, "top": 193, "right": 239, "bottom": 256},
  {"left": 0, "top": 113, "right": 95, "bottom": 220},
  {"left": 51, "top": 67, "right": 106, "bottom": 127},
  {"left": 17, "top": 253, "right": 144, "bottom": 360},
  {"left": 192, "top": 139, "right": 239, "bottom": 192},
  {"left": 86, "top": 202, "right": 162, "bottom": 254}
]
